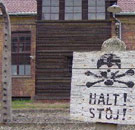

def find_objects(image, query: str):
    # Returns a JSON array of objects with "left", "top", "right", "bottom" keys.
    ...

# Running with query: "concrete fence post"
[{"left": 0, "top": 0, "right": 12, "bottom": 123}]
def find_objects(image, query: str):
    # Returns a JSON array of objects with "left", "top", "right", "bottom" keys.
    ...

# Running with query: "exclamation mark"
[
  {"left": 123, "top": 93, "right": 127, "bottom": 106},
  {"left": 122, "top": 108, "right": 127, "bottom": 120}
]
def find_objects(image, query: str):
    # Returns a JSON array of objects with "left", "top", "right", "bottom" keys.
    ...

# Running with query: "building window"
[
  {"left": 88, "top": 0, "right": 105, "bottom": 20},
  {"left": 42, "top": 0, "right": 59, "bottom": 20},
  {"left": 65, "top": 0, "right": 82, "bottom": 20},
  {"left": 42, "top": 0, "right": 106, "bottom": 20},
  {"left": 11, "top": 31, "right": 31, "bottom": 76}
]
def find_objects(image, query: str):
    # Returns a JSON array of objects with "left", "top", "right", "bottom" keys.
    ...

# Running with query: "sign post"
[
  {"left": 70, "top": 37, "right": 135, "bottom": 129},
  {"left": 0, "top": 0, "right": 12, "bottom": 123},
  {"left": 71, "top": 51, "right": 135, "bottom": 124}
]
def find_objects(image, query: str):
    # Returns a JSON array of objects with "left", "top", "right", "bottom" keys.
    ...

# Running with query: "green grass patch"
[
  {"left": 12, "top": 100, "right": 69, "bottom": 110},
  {"left": 12, "top": 100, "right": 35, "bottom": 109}
]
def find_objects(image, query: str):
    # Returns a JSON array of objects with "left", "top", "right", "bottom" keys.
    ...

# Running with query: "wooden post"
[{"left": 0, "top": 0, "right": 12, "bottom": 123}]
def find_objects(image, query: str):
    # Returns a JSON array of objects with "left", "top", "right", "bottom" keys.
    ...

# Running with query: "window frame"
[
  {"left": 88, "top": 0, "right": 106, "bottom": 20},
  {"left": 11, "top": 31, "right": 31, "bottom": 76},
  {"left": 65, "top": 0, "right": 82, "bottom": 20},
  {"left": 42, "top": 0, "right": 59, "bottom": 20},
  {"left": 41, "top": 0, "right": 106, "bottom": 20}
]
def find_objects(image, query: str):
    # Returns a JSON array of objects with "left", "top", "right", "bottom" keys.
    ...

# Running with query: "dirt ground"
[
  {"left": 0, "top": 109, "right": 96, "bottom": 130},
  {"left": 0, "top": 123, "right": 96, "bottom": 130}
]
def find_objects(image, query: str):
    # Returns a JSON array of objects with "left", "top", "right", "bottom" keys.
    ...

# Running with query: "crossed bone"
[{"left": 85, "top": 69, "right": 135, "bottom": 88}]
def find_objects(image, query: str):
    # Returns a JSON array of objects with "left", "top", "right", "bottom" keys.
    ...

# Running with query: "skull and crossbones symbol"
[{"left": 85, "top": 54, "right": 135, "bottom": 88}]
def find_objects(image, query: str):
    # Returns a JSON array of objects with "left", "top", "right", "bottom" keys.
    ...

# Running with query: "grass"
[{"left": 12, "top": 100, "right": 70, "bottom": 110}]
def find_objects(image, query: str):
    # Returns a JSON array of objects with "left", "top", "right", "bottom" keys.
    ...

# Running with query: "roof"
[
  {"left": 2, "top": 0, "right": 135, "bottom": 16},
  {"left": 117, "top": 0, "right": 135, "bottom": 15},
  {"left": 2, "top": 0, "right": 37, "bottom": 15}
]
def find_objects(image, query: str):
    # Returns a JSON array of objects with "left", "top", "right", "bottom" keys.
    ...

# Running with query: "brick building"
[
  {"left": 0, "top": 0, "right": 37, "bottom": 99},
  {"left": 35, "top": 0, "right": 117, "bottom": 100},
  {"left": 35, "top": 0, "right": 135, "bottom": 100},
  {"left": 117, "top": 0, "right": 135, "bottom": 50},
  {"left": 0, "top": 0, "right": 134, "bottom": 100}
]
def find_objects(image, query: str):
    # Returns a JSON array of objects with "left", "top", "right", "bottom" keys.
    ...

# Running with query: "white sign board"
[{"left": 70, "top": 51, "right": 135, "bottom": 125}]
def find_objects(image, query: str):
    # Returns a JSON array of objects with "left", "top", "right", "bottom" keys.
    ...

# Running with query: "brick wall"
[
  {"left": 113, "top": 15, "right": 135, "bottom": 50},
  {"left": 0, "top": 15, "right": 36, "bottom": 99}
]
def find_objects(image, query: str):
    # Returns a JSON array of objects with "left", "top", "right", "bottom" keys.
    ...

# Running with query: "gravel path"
[
  {"left": 0, "top": 123, "right": 96, "bottom": 130},
  {"left": 0, "top": 109, "right": 96, "bottom": 130},
  {"left": 12, "top": 109, "right": 74, "bottom": 123}
]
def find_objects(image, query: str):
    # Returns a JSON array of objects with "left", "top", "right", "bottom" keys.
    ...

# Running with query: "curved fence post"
[{"left": 0, "top": 0, "right": 12, "bottom": 123}]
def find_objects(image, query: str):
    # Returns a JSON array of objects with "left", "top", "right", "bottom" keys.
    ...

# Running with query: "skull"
[
  {"left": 86, "top": 53, "right": 134, "bottom": 88},
  {"left": 97, "top": 53, "right": 121, "bottom": 86}
]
